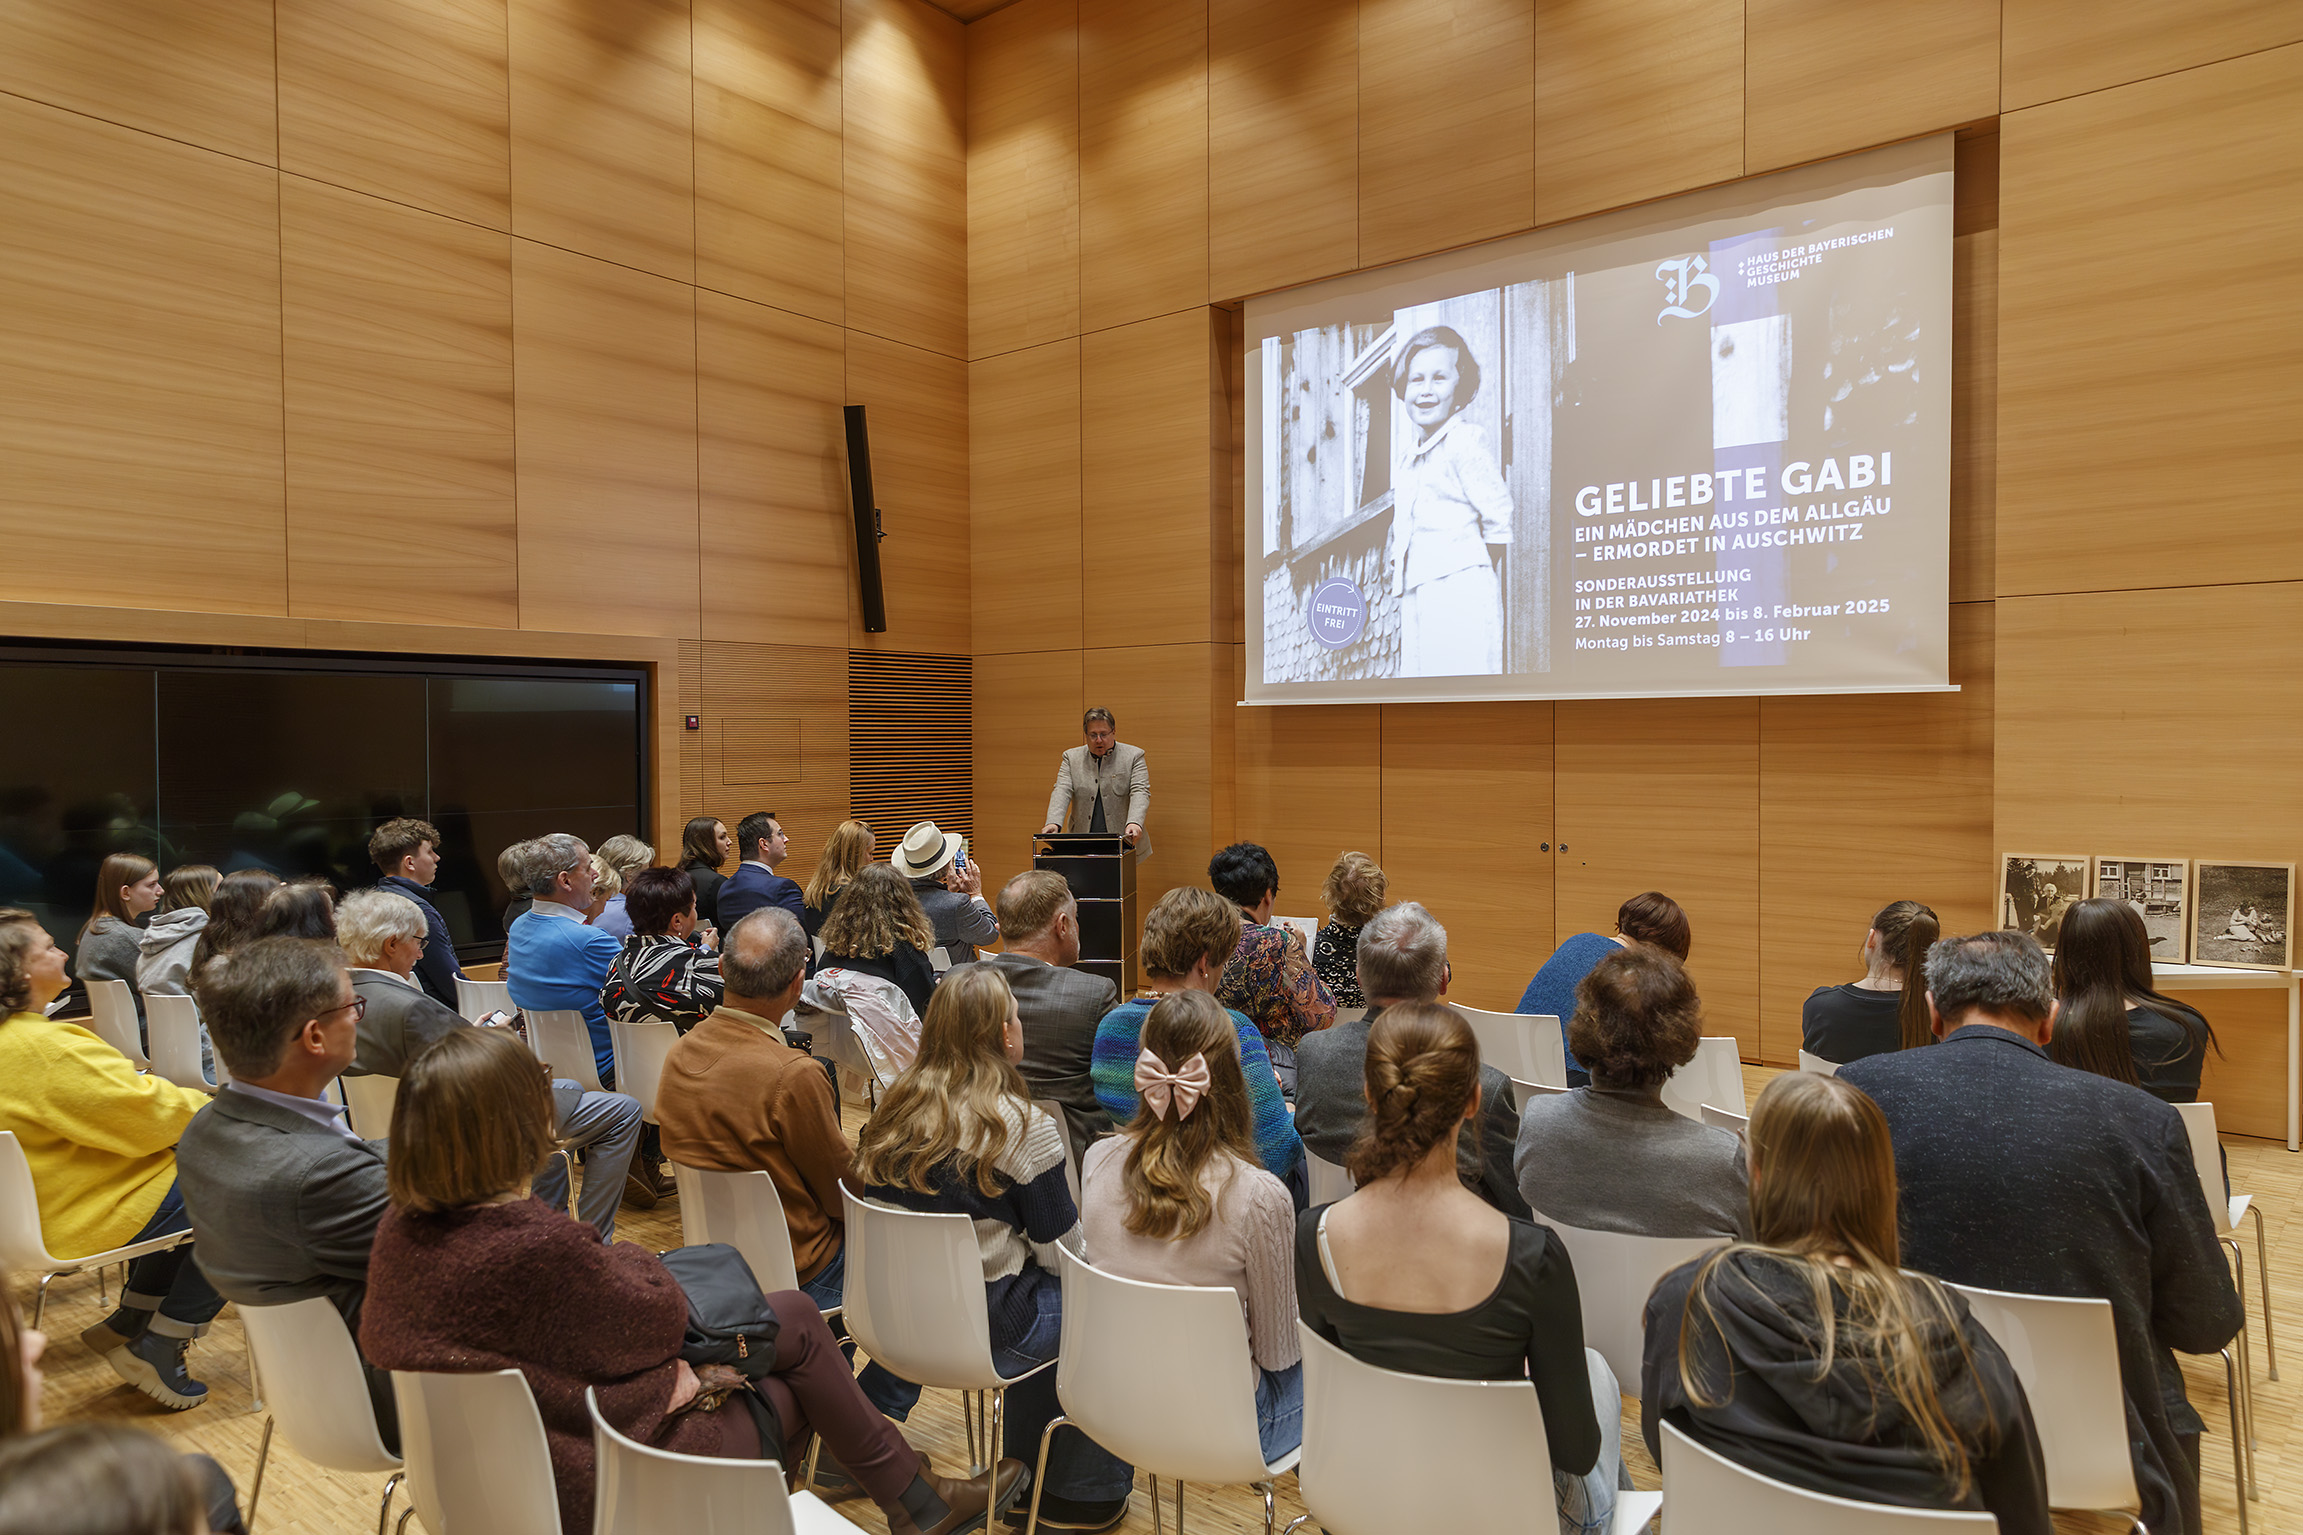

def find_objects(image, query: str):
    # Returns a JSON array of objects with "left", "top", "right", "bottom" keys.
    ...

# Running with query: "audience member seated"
[
  {"left": 716, "top": 811, "right": 805, "bottom": 933},
  {"left": 360, "top": 1026, "right": 1016, "bottom": 1535},
  {"left": 855, "top": 967, "right": 1132, "bottom": 1532},
  {"left": 253, "top": 880, "right": 336, "bottom": 942},
  {"left": 0, "top": 1421, "right": 240, "bottom": 1535},
  {"left": 1092, "top": 887, "right": 1301, "bottom": 1182},
  {"left": 1800, "top": 899, "right": 1938, "bottom": 1065},
  {"left": 175, "top": 935, "right": 397, "bottom": 1449},
  {"left": 0, "top": 911, "right": 222, "bottom": 1409},
  {"left": 2051, "top": 897, "right": 2218, "bottom": 1103},
  {"left": 588, "top": 835, "right": 654, "bottom": 939},
  {"left": 1643, "top": 1071, "right": 2050, "bottom": 1534},
  {"left": 890, "top": 821, "right": 999, "bottom": 964},
  {"left": 504, "top": 833, "right": 622, "bottom": 1088},
  {"left": 74, "top": 852, "right": 163, "bottom": 1017},
  {"left": 1518, "top": 890, "right": 1689, "bottom": 1088},
  {"left": 367, "top": 817, "right": 465, "bottom": 1010},
  {"left": 583, "top": 854, "right": 618, "bottom": 923},
  {"left": 816, "top": 863, "right": 939, "bottom": 1019},
  {"left": 141, "top": 867, "right": 251, "bottom": 999},
  {"left": 1296, "top": 1003, "right": 1622, "bottom": 1531},
  {"left": 1515, "top": 946, "right": 1749, "bottom": 1239},
  {"left": 1311, "top": 851, "right": 1384, "bottom": 1009},
  {"left": 1210, "top": 844, "right": 1334, "bottom": 1083},
  {"left": 498, "top": 838, "right": 535, "bottom": 931},
  {"left": 1837, "top": 931, "right": 2241, "bottom": 1535},
  {"left": 1080, "top": 990, "right": 1303, "bottom": 1462},
  {"left": 679, "top": 815, "right": 733, "bottom": 925},
  {"left": 802, "top": 820, "right": 875, "bottom": 943},
  {"left": 603, "top": 866, "right": 725, "bottom": 1034},
  {"left": 985, "top": 871, "right": 1120, "bottom": 1156},
  {"left": 1294, "top": 902, "right": 1526, "bottom": 1216}
]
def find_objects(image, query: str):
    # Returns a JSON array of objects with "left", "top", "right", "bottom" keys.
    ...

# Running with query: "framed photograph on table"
[
  {"left": 2190, "top": 861, "right": 2294, "bottom": 972},
  {"left": 1999, "top": 853, "right": 2089, "bottom": 953},
  {"left": 2091, "top": 857, "right": 2191, "bottom": 965}
]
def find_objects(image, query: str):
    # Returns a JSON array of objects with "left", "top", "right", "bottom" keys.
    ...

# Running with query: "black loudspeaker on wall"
[{"left": 843, "top": 404, "right": 888, "bottom": 633}]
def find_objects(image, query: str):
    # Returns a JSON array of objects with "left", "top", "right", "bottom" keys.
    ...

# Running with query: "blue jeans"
[
  {"left": 994, "top": 1271, "right": 1134, "bottom": 1504},
  {"left": 1257, "top": 1363, "right": 1303, "bottom": 1463},
  {"left": 1553, "top": 1349, "right": 1626, "bottom": 1535},
  {"left": 126, "top": 1180, "right": 224, "bottom": 1332},
  {"left": 801, "top": 1246, "right": 922, "bottom": 1420}
]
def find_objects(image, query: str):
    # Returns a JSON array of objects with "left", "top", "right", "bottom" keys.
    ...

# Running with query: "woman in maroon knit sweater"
[{"left": 359, "top": 1027, "right": 1022, "bottom": 1535}]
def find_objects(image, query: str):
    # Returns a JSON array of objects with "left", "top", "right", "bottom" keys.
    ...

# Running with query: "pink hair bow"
[{"left": 1134, "top": 1049, "right": 1211, "bottom": 1121}]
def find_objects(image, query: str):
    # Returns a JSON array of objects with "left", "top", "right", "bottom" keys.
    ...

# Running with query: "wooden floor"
[{"left": 25, "top": 1064, "right": 2300, "bottom": 1534}]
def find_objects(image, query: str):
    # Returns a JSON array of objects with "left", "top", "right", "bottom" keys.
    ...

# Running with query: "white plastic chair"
[
  {"left": 1659, "top": 1420, "right": 1993, "bottom": 1532},
  {"left": 1796, "top": 1049, "right": 1839, "bottom": 1076},
  {"left": 1453, "top": 1003, "right": 1567, "bottom": 1089},
  {"left": 607, "top": 1016, "right": 678, "bottom": 1123},
  {"left": 2177, "top": 1100, "right": 2275, "bottom": 1386},
  {"left": 239, "top": 1298, "right": 403, "bottom": 1535},
  {"left": 1294, "top": 1324, "right": 1662, "bottom": 1535},
  {"left": 339, "top": 1073, "right": 400, "bottom": 1140},
  {"left": 1658, "top": 1037, "right": 1743, "bottom": 1122},
  {"left": 1027, "top": 1247, "right": 1298, "bottom": 1535},
  {"left": 1305, "top": 1151, "right": 1354, "bottom": 1205},
  {"left": 1533, "top": 1215, "right": 1721, "bottom": 1396},
  {"left": 86, "top": 978, "right": 151, "bottom": 1069},
  {"left": 526, "top": 1007, "right": 604, "bottom": 1091},
  {"left": 147, "top": 992, "right": 219, "bottom": 1092},
  {"left": 1699, "top": 1103, "right": 1749, "bottom": 1134},
  {"left": 1511, "top": 1076, "right": 1571, "bottom": 1109},
  {"left": 587, "top": 1386, "right": 850, "bottom": 1535},
  {"left": 930, "top": 944, "right": 955, "bottom": 974},
  {"left": 0, "top": 1131, "right": 194, "bottom": 1326},
  {"left": 454, "top": 977, "right": 512, "bottom": 1021},
  {"left": 391, "top": 1366, "right": 564, "bottom": 1535},
  {"left": 1274, "top": 915, "right": 1321, "bottom": 952},
  {"left": 1029, "top": 1098, "right": 1084, "bottom": 1206},
  {"left": 670, "top": 1162, "right": 808, "bottom": 1298}
]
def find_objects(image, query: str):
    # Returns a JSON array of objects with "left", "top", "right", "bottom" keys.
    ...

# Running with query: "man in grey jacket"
[
  {"left": 1040, "top": 707, "right": 1150, "bottom": 853},
  {"left": 892, "top": 820, "right": 1000, "bottom": 963},
  {"left": 983, "top": 871, "right": 1120, "bottom": 1159}
]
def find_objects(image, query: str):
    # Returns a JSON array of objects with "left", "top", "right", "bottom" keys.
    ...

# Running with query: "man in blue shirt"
[{"left": 716, "top": 810, "right": 806, "bottom": 932}]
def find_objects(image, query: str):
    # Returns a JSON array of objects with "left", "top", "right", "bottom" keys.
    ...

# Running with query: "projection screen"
[{"left": 1245, "top": 136, "right": 1954, "bottom": 706}]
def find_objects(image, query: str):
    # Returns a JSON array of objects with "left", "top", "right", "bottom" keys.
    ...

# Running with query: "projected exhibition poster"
[{"left": 1245, "top": 136, "right": 1954, "bottom": 706}]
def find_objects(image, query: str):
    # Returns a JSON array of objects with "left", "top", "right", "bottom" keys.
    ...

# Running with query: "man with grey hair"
[
  {"left": 503, "top": 832, "right": 617, "bottom": 1082},
  {"left": 1839, "top": 930, "right": 2240, "bottom": 1535},
  {"left": 1289, "top": 902, "right": 1528, "bottom": 1217}
]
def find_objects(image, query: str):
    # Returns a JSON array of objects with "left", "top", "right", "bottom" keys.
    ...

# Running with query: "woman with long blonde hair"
[
  {"left": 1642, "top": 1072, "right": 2048, "bottom": 1531},
  {"left": 853, "top": 965, "right": 1133, "bottom": 1532},
  {"left": 816, "top": 862, "right": 936, "bottom": 1017},
  {"left": 803, "top": 820, "right": 875, "bottom": 938}
]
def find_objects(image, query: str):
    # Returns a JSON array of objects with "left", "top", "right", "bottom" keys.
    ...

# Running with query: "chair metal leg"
[
  {"left": 31, "top": 1270, "right": 57, "bottom": 1330},
  {"left": 961, "top": 1391, "right": 978, "bottom": 1473},
  {"left": 98, "top": 1261, "right": 108, "bottom": 1307},
  {"left": 1278, "top": 1518, "right": 1311, "bottom": 1535},
  {"left": 1022, "top": 1414, "right": 1067, "bottom": 1535},
  {"left": 1259, "top": 1482, "right": 1279, "bottom": 1535},
  {"left": 1173, "top": 1478, "right": 1185, "bottom": 1535},
  {"left": 2221, "top": 1347, "right": 2249, "bottom": 1535},
  {"left": 245, "top": 1415, "right": 275, "bottom": 1531},
  {"left": 394, "top": 1508, "right": 415, "bottom": 1535},
  {"left": 1149, "top": 1474, "right": 1162, "bottom": 1535},
  {"left": 374, "top": 1470, "right": 403, "bottom": 1535},
  {"left": 2226, "top": 1239, "right": 2258, "bottom": 1457},
  {"left": 2247, "top": 1201, "right": 2277, "bottom": 1379},
  {"left": 990, "top": 1387, "right": 1007, "bottom": 1491}
]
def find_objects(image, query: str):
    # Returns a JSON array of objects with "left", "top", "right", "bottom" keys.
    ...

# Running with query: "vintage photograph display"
[
  {"left": 2090, "top": 857, "right": 2190, "bottom": 965},
  {"left": 2190, "top": 861, "right": 2294, "bottom": 972},
  {"left": 1999, "top": 853, "right": 2089, "bottom": 953}
]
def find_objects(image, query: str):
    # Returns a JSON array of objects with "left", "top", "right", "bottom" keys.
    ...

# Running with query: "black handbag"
[{"left": 660, "top": 1243, "right": 782, "bottom": 1378}]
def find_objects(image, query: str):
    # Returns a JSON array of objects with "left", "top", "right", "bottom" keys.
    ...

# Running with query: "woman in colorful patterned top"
[
  {"left": 1312, "top": 851, "right": 1386, "bottom": 1009},
  {"left": 1209, "top": 843, "right": 1335, "bottom": 1072},
  {"left": 603, "top": 866, "right": 724, "bottom": 1034}
]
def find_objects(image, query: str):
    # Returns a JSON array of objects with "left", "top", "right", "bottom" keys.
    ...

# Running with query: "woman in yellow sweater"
[{"left": 0, "top": 910, "right": 219, "bottom": 1410}]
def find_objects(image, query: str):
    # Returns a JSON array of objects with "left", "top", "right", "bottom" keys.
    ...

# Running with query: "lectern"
[{"left": 1034, "top": 833, "right": 1138, "bottom": 995}]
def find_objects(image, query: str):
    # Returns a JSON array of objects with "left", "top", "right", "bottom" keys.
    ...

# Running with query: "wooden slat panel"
[
  {"left": 277, "top": 0, "right": 511, "bottom": 231},
  {"left": 1081, "top": 309, "right": 1218, "bottom": 649},
  {"left": 1556, "top": 697, "right": 1760, "bottom": 1058},
  {"left": 843, "top": 0, "right": 967, "bottom": 358},
  {"left": 507, "top": 0, "right": 694, "bottom": 282},
  {"left": 971, "top": 338, "right": 1083, "bottom": 654},
  {"left": 1743, "top": 0, "right": 1999, "bottom": 172},
  {"left": 967, "top": 0, "right": 1080, "bottom": 358},
  {"left": 679, "top": 639, "right": 706, "bottom": 826},
  {"left": 1084, "top": 643, "right": 1220, "bottom": 907},
  {"left": 2188, "top": 987, "right": 2291, "bottom": 1142},
  {"left": 1208, "top": 0, "right": 1357, "bottom": 299},
  {"left": 1233, "top": 699, "right": 1384, "bottom": 931},
  {"left": 510, "top": 239, "right": 699, "bottom": 638},
  {"left": 1380, "top": 700, "right": 1555, "bottom": 1012},
  {"left": 973, "top": 648, "right": 1086, "bottom": 886},
  {"left": 844, "top": 330, "right": 972, "bottom": 653},
  {"left": 1357, "top": 0, "right": 1534, "bottom": 269},
  {"left": 281, "top": 176, "right": 517, "bottom": 627},
  {"left": 699, "top": 640, "right": 850, "bottom": 889},
  {"left": 1078, "top": 0, "right": 1209, "bottom": 332},
  {"left": 1949, "top": 134, "right": 1998, "bottom": 607},
  {"left": 0, "top": 96, "right": 286, "bottom": 616},
  {"left": 1757, "top": 602, "right": 1995, "bottom": 1064},
  {"left": 850, "top": 649, "right": 972, "bottom": 842},
  {"left": 694, "top": 0, "right": 845, "bottom": 325},
  {"left": 2004, "top": 0, "right": 2303, "bottom": 111},
  {"left": 1532, "top": 0, "right": 1741, "bottom": 228},
  {"left": 0, "top": 0, "right": 276, "bottom": 165},
  {"left": 696, "top": 290, "right": 850, "bottom": 649},
  {"left": 1998, "top": 46, "right": 2303, "bottom": 595}
]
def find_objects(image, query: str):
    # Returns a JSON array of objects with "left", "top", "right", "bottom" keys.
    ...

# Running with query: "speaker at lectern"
[{"left": 1032, "top": 833, "right": 1139, "bottom": 996}]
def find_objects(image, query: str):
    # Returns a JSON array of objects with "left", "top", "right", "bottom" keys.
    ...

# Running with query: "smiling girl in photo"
[{"left": 1386, "top": 325, "right": 1513, "bottom": 677}]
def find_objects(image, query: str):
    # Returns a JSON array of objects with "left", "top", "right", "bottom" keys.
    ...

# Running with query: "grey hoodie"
[{"left": 136, "top": 907, "right": 210, "bottom": 997}]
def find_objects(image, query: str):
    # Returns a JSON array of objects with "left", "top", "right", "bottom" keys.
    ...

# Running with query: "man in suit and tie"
[
  {"left": 716, "top": 809, "right": 807, "bottom": 933},
  {"left": 983, "top": 871, "right": 1121, "bottom": 1159},
  {"left": 1040, "top": 708, "right": 1150, "bottom": 853}
]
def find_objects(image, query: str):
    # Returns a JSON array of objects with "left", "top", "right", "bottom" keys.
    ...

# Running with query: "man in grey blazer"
[
  {"left": 984, "top": 871, "right": 1120, "bottom": 1160},
  {"left": 1040, "top": 707, "right": 1151, "bottom": 853}
]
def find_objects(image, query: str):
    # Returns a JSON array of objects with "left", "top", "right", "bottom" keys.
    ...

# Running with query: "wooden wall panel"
[
  {"left": 1078, "top": 0, "right": 1209, "bottom": 332},
  {"left": 1379, "top": 701, "right": 1554, "bottom": 1011},
  {"left": 1208, "top": 0, "right": 1357, "bottom": 300},
  {"left": 1757, "top": 602, "right": 1995, "bottom": 1063},
  {"left": 694, "top": 639, "right": 850, "bottom": 888},
  {"left": 970, "top": 338, "right": 1083, "bottom": 654},
  {"left": 277, "top": 0, "right": 511, "bottom": 231},
  {"left": 281, "top": 177, "right": 517, "bottom": 627},
  {"left": 0, "top": 0, "right": 276, "bottom": 165},
  {"left": 1557, "top": 698, "right": 1760, "bottom": 1057},
  {"left": 1743, "top": 0, "right": 1999, "bottom": 172},
  {"left": 1357, "top": 0, "right": 1533, "bottom": 269},
  {"left": 2003, "top": 0, "right": 2303, "bottom": 112},
  {"left": 2188, "top": 988, "right": 2290, "bottom": 1142},
  {"left": 1997, "top": 47, "right": 2303, "bottom": 596},
  {"left": 1084, "top": 643, "right": 1220, "bottom": 905},
  {"left": 1232, "top": 703, "right": 1384, "bottom": 926},
  {"left": 843, "top": 0, "right": 967, "bottom": 358},
  {"left": 844, "top": 331, "right": 971, "bottom": 652},
  {"left": 507, "top": 0, "right": 694, "bottom": 282},
  {"left": 967, "top": 0, "right": 1080, "bottom": 358},
  {"left": 1081, "top": 309, "right": 1218, "bottom": 649},
  {"left": 972, "top": 648, "right": 1085, "bottom": 885},
  {"left": 1531, "top": 0, "right": 1743, "bottom": 227},
  {"left": 694, "top": 0, "right": 845, "bottom": 325},
  {"left": 0, "top": 96, "right": 286, "bottom": 616},
  {"left": 1948, "top": 133, "right": 1998, "bottom": 606},
  {"left": 510, "top": 240, "right": 699, "bottom": 637},
  {"left": 695, "top": 290, "right": 850, "bottom": 649}
]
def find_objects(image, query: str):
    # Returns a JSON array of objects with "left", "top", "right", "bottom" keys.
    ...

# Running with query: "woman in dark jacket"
[
  {"left": 678, "top": 816, "right": 732, "bottom": 926},
  {"left": 1641, "top": 1072, "right": 2050, "bottom": 1534}
]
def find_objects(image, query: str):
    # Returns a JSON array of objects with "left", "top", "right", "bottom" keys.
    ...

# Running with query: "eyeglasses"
[{"left": 320, "top": 997, "right": 368, "bottom": 1024}]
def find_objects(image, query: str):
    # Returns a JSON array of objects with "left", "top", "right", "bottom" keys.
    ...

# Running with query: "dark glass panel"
[{"left": 0, "top": 664, "right": 157, "bottom": 953}]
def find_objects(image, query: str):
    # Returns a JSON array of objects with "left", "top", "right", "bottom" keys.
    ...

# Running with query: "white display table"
[{"left": 2152, "top": 962, "right": 2303, "bottom": 1150}]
